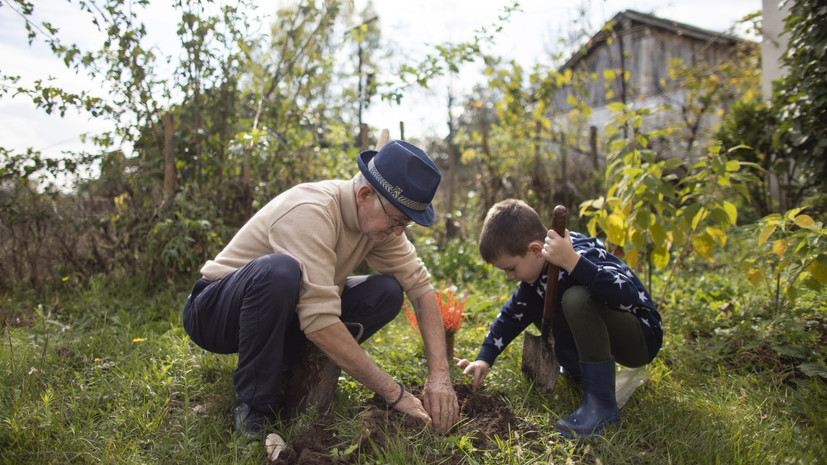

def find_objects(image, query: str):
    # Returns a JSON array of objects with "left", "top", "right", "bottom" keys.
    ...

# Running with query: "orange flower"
[
  {"left": 436, "top": 280, "right": 467, "bottom": 335},
  {"left": 403, "top": 280, "right": 469, "bottom": 336}
]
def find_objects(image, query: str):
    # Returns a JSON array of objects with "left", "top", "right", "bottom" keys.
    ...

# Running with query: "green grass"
[{"left": 1, "top": 253, "right": 825, "bottom": 464}]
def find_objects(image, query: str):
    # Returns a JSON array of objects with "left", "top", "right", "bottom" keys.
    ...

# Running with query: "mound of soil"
[{"left": 272, "top": 383, "right": 536, "bottom": 464}]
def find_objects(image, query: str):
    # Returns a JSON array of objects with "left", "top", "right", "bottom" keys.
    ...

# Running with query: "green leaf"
[
  {"left": 631, "top": 229, "right": 646, "bottom": 250},
  {"left": 773, "top": 344, "right": 810, "bottom": 360},
  {"left": 798, "top": 362, "right": 827, "bottom": 380},
  {"left": 607, "top": 102, "right": 626, "bottom": 113},
  {"left": 634, "top": 209, "right": 651, "bottom": 229},
  {"left": 803, "top": 275, "right": 823, "bottom": 291},
  {"left": 808, "top": 259, "right": 827, "bottom": 284},
  {"left": 784, "top": 284, "right": 798, "bottom": 303},
  {"left": 710, "top": 207, "right": 731, "bottom": 226},
  {"left": 650, "top": 222, "right": 667, "bottom": 248}
]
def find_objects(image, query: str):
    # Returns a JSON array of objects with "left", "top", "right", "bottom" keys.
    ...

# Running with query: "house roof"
[{"left": 560, "top": 9, "right": 744, "bottom": 71}]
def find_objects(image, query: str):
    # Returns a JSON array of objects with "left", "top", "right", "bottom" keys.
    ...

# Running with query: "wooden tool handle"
[{"left": 541, "top": 205, "right": 568, "bottom": 336}]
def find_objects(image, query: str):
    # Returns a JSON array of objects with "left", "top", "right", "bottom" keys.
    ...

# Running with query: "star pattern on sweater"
[{"left": 494, "top": 337, "right": 504, "bottom": 350}]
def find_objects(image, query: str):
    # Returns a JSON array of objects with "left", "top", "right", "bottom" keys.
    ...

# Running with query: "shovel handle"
[{"left": 541, "top": 205, "right": 568, "bottom": 339}]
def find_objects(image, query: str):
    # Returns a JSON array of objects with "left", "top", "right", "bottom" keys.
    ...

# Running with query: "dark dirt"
[{"left": 271, "top": 382, "right": 537, "bottom": 464}]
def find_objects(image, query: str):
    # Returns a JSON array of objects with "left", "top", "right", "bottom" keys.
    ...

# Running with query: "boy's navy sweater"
[{"left": 475, "top": 231, "right": 663, "bottom": 366}]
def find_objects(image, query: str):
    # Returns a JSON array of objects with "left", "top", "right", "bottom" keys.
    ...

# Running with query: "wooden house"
[{"left": 551, "top": 9, "right": 754, "bottom": 164}]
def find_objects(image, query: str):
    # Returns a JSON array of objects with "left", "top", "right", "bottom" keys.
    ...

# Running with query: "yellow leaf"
[
  {"left": 132, "top": 338, "right": 145, "bottom": 343},
  {"left": 652, "top": 247, "right": 670, "bottom": 270},
  {"left": 758, "top": 223, "right": 776, "bottom": 247},
  {"left": 772, "top": 239, "right": 788, "bottom": 257},
  {"left": 460, "top": 148, "right": 478, "bottom": 164},
  {"left": 603, "top": 69, "right": 616, "bottom": 80},
  {"left": 608, "top": 213, "right": 626, "bottom": 246},
  {"left": 746, "top": 268, "right": 763, "bottom": 286},
  {"left": 625, "top": 248, "right": 639, "bottom": 269},
  {"left": 723, "top": 200, "right": 738, "bottom": 225},
  {"left": 691, "top": 208, "right": 706, "bottom": 230},
  {"left": 794, "top": 214, "right": 815, "bottom": 228},
  {"left": 586, "top": 217, "right": 598, "bottom": 238},
  {"left": 706, "top": 226, "right": 727, "bottom": 247},
  {"left": 693, "top": 233, "right": 716, "bottom": 260}
]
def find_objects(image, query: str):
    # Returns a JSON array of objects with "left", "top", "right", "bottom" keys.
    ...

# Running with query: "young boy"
[{"left": 456, "top": 199, "right": 663, "bottom": 438}]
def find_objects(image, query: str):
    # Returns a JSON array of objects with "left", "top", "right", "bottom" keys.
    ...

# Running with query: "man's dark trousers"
[{"left": 183, "top": 253, "right": 403, "bottom": 415}]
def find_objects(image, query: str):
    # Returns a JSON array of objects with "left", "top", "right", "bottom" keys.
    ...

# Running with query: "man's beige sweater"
[{"left": 200, "top": 179, "right": 434, "bottom": 334}]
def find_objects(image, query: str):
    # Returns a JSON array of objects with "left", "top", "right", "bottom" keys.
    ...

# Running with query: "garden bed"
[{"left": 272, "top": 382, "right": 537, "bottom": 464}]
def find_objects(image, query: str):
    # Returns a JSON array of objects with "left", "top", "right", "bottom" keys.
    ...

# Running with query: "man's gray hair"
[{"left": 353, "top": 171, "right": 369, "bottom": 189}]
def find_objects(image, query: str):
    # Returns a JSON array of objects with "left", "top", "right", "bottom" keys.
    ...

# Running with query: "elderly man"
[{"left": 182, "top": 139, "right": 459, "bottom": 437}]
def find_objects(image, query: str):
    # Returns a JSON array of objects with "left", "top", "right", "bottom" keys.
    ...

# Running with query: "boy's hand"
[
  {"left": 454, "top": 358, "right": 491, "bottom": 390},
  {"left": 543, "top": 228, "right": 580, "bottom": 273}
]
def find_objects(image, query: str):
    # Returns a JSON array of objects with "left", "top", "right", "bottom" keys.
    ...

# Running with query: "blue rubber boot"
[{"left": 555, "top": 358, "right": 620, "bottom": 438}]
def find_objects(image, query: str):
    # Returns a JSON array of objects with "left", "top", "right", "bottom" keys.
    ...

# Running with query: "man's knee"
[
  {"left": 252, "top": 254, "right": 301, "bottom": 283},
  {"left": 246, "top": 254, "right": 302, "bottom": 299}
]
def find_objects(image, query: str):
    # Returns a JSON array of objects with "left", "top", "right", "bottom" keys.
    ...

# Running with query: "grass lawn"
[{"left": 1, "top": 255, "right": 825, "bottom": 464}]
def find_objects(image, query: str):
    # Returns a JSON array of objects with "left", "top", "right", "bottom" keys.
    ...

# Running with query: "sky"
[{"left": 0, "top": 0, "right": 762, "bottom": 159}]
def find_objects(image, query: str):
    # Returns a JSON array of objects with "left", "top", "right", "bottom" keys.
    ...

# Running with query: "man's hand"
[
  {"left": 390, "top": 388, "right": 431, "bottom": 426},
  {"left": 421, "top": 375, "right": 459, "bottom": 433},
  {"left": 455, "top": 358, "right": 490, "bottom": 390}
]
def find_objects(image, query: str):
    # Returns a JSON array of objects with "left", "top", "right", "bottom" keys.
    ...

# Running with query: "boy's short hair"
[{"left": 479, "top": 199, "right": 547, "bottom": 263}]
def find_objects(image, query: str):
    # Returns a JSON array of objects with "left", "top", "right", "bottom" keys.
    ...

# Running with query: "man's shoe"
[{"left": 230, "top": 401, "right": 273, "bottom": 439}]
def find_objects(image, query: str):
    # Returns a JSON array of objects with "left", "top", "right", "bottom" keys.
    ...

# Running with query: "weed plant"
[{"left": 1, "top": 231, "right": 824, "bottom": 464}]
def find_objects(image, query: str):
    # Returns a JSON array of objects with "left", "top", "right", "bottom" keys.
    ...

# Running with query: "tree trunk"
[{"left": 163, "top": 112, "right": 175, "bottom": 201}]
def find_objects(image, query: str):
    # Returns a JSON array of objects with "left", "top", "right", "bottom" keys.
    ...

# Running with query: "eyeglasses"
[{"left": 377, "top": 194, "right": 413, "bottom": 230}]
